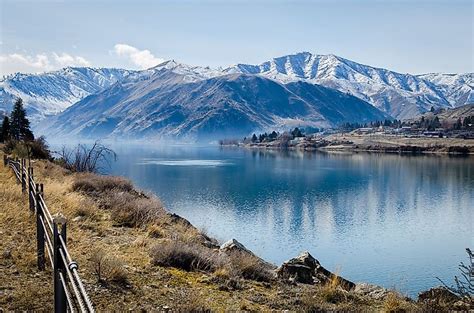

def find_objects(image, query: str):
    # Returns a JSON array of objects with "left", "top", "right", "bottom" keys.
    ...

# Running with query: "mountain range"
[
  {"left": 1, "top": 52, "right": 472, "bottom": 140},
  {"left": 37, "top": 66, "right": 388, "bottom": 141}
]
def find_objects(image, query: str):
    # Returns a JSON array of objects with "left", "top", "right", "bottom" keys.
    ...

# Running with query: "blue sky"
[{"left": 0, "top": 0, "right": 472, "bottom": 75}]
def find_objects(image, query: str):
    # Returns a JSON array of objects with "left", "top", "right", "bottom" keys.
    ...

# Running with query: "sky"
[{"left": 0, "top": 0, "right": 472, "bottom": 76}]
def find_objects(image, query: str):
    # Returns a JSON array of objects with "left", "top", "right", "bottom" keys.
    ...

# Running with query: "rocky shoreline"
[{"left": 219, "top": 238, "right": 472, "bottom": 310}]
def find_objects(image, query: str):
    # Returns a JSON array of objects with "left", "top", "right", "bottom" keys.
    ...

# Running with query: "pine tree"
[
  {"left": 10, "top": 98, "right": 34, "bottom": 141},
  {"left": 251, "top": 134, "right": 258, "bottom": 142},
  {"left": 1, "top": 116, "right": 10, "bottom": 142}
]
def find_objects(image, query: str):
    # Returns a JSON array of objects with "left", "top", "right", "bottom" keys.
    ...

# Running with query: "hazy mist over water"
[{"left": 82, "top": 143, "right": 473, "bottom": 296}]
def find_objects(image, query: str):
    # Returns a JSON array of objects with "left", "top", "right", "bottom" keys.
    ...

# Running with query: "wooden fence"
[{"left": 3, "top": 155, "right": 94, "bottom": 313}]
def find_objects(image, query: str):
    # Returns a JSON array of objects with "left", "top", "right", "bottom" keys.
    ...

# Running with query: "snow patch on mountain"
[
  {"left": 225, "top": 52, "right": 473, "bottom": 119},
  {"left": 0, "top": 67, "right": 134, "bottom": 122}
]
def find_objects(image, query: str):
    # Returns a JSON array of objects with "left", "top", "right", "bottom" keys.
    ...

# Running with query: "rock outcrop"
[
  {"left": 418, "top": 286, "right": 460, "bottom": 303},
  {"left": 353, "top": 283, "right": 391, "bottom": 300},
  {"left": 220, "top": 239, "right": 254, "bottom": 255},
  {"left": 276, "top": 251, "right": 355, "bottom": 290}
]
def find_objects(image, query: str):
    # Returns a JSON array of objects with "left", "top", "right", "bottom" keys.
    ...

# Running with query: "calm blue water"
[{"left": 103, "top": 143, "right": 473, "bottom": 297}]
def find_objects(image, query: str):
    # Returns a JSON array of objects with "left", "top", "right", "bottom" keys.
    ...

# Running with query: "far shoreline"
[{"left": 220, "top": 133, "right": 474, "bottom": 156}]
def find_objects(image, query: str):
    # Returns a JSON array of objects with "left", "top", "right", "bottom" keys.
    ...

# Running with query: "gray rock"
[
  {"left": 72, "top": 216, "right": 84, "bottom": 222},
  {"left": 277, "top": 251, "right": 355, "bottom": 290},
  {"left": 418, "top": 286, "right": 460, "bottom": 303},
  {"left": 354, "top": 283, "right": 390, "bottom": 300},
  {"left": 220, "top": 239, "right": 253, "bottom": 255}
]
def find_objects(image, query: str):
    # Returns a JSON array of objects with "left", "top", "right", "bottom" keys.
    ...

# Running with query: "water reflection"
[{"left": 106, "top": 144, "right": 473, "bottom": 296}]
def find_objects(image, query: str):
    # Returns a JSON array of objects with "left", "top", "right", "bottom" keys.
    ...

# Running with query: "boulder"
[
  {"left": 220, "top": 239, "right": 277, "bottom": 274},
  {"left": 354, "top": 283, "right": 390, "bottom": 300},
  {"left": 276, "top": 251, "right": 320, "bottom": 284},
  {"left": 220, "top": 239, "right": 254, "bottom": 255},
  {"left": 418, "top": 286, "right": 460, "bottom": 303},
  {"left": 276, "top": 251, "right": 355, "bottom": 290}
]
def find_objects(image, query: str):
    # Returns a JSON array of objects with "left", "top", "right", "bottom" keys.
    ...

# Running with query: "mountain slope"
[
  {"left": 4, "top": 52, "right": 472, "bottom": 132},
  {"left": 225, "top": 52, "right": 473, "bottom": 119},
  {"left": 0, "top": 67, "right": 134, "bottom": 122},
  {"left": 39, "top": 72, "right": 388, "bottom": 141}
]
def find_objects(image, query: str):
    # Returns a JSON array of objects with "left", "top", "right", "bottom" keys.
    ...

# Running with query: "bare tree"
[
  {"left": 437, "top": 248, "right": 474, "bottom": 297},
  {"left": 56, "top": 141, "right": 116, "bottom": 173}
]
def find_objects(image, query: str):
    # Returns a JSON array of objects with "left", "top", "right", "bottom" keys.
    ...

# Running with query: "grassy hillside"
[{"left": 0, "top": 150, "right": 466, "bottom": 311}]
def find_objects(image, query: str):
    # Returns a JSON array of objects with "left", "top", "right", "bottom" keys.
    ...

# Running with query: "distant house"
[
  {"left": 423, "top": 131, "right": 442, "bottom": 137},
  {"left": 356, "top": 127, "right": 374, "bottom": 134}
]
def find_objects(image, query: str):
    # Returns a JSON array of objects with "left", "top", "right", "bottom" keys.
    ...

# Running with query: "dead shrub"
[
  {"left": 319, "top": 275, "right": 347, "bottom": 304},
  {"left": 105, "top": 192, "right": 165, "bottom": 227},
  {"left": 91, "top": 249, "right": 128, "bottom": 285},
  {"left": 228, "top": 251, "right": 274, "bottom": 282},
  {"left": 147, "top": 224, "right": 164, "bottom": 238},
  {"left": 72, "top": 174, "right": 133, "bottom": 194},
  {"left": 73, "top": 198, "right": 98, "bottom": 220},
  {"left": 383, "top": 292, "right": 412, "bottom": 313},
  {"left": 150, "top": 240, "right": 222, "bottom": 272},
  {"left": 56, "top": 141, "right": 116, "bottom": 173}
]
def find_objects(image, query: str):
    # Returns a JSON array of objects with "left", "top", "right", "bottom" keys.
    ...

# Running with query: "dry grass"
[
  {"left": 147, "top": 224, "right": 165, "bottom": 238},
  {"left": 227, "top": 251, "right": 274, "bottom": 282},
  {"left": 150, "top": 240, "right": 222, "bottom": 272},
  {"left": 382, "top": 291, "right": 417, "bottom": 313},
  {"left": 72, "top": 197, "right": 99, "bottom": 220},
  {"left": 103, "top": 191, "right": 165, "bottom": 227},
  {"left": 91, "top": 249, "right": 128, "bottom": 285},
  {"left": 72, "top": 173, "right": 133, "bottom": 194}
]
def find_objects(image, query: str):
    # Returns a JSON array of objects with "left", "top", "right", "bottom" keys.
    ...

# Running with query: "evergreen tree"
[
  {"left": 291, "top": 127, "right": 303, "bottom": 138},
  {"left": 0, "top": 116, "right": 10, "bottom": 143},
  {"left": 10, "top": 98, "right": 34, "bottom": 141},
  {"left": 454, "top": 118, "right": 462, "bottom": 130},
  {"left": 251, "top": 133, "right": 258, "bottom": 143}
]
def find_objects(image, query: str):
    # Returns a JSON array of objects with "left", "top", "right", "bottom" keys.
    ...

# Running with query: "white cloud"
[
  {"left": 113, "top": 43, "right": 164, "bottom": 69},
  {"left": 52, "top": 52, "right": 90, "bottom": 67},
  {"left": 0, "top": 52, "right": 91, "bottom": 76}
]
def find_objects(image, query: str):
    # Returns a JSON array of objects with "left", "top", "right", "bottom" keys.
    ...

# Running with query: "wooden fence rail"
[{"left": 4, "top": 156, "right": 94, "bottom": 313}]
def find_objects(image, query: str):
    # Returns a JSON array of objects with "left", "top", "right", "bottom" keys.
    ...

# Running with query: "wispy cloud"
[
  {"left": 113, "top": 43, "right": 164, "bottom": 69},
  {"left": 0, "top": 52, "right": 91, "bottom": 76}
]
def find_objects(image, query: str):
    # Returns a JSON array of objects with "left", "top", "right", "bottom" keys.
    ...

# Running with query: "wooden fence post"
[
  {"left": 36, "top": 183, "right": 45, "bottom": 271},
  {"left": 28, "top": 167, "right": 34, "bottom": 212},
  {"left": 53, "top": 214, "right": 67, "bottom": 313},
  {"left": 21, "top": 159, "right": 26, "bottom": 193}
]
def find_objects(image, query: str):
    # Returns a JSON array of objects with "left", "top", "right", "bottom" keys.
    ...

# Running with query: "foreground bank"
[{"left": 0, "top": 152, "right": 471, "bottom": 311}]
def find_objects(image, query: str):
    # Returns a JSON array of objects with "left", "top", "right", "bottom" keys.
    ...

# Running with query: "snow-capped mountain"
[
  {"left": 38, "top": 70, "right": 388, "bottom": 141},
  {"left": 0, "top": 67, "right": 134, "bottom": 122},
  {"left": 3, "top": 52, "right": 472, "bottom": 138},
  {"left": 225, "top": 52, "right": 473, "bottom": 119}
]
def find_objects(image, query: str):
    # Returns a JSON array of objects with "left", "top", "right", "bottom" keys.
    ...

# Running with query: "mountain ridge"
[
  {"left": 2, "top": 52, "right": 472, "bottom": 128},
  {"left": 224, "top": 52, "right": 473, "bottom": 119},
  {"left": 38, "top": 72, "right": 389, "bottom": 141}
]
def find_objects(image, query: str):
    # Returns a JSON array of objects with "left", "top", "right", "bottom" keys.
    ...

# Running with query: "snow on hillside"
[
  {"left": 0, "top": 67, "right": 134, "bottom": 122},
  {"left": 1, "top": 53, "right": 472, "bottom": 125},
  {"left": 225, "top": 52, "right": 473, "bottom": 119}
]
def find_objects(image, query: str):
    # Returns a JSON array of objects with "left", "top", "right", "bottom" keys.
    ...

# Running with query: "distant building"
[{"left": 356, "top": 127, "right": 374, "bottom": 134}]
